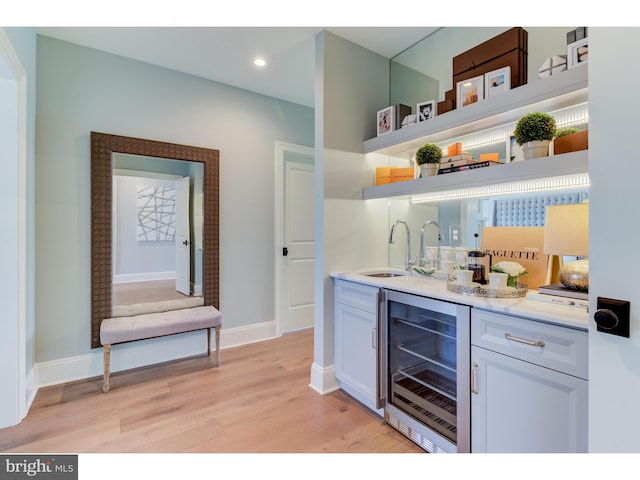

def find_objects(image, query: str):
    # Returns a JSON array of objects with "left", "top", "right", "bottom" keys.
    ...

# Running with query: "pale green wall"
[{"left": 35, "top": 35, "right": 313, "bottom": 363}]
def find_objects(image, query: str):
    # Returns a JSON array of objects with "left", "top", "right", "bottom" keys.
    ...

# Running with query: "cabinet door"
[
  {"left": 334, "top": 302, "right": 378, "bottom": 412},
  {"left": 471, "top": 346, "right": 588, "bottom": 453}
]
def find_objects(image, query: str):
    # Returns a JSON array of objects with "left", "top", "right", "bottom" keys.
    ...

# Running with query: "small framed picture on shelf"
[
  {"left": 417, "top": 100, "right": 436, "bottom": 122},
  {"left": 456, "top": 75, "right": 484, "bottom": 108},
  {"left": 506, "top": 134, "right": 524, "bottom": 163},
  {"left": 377, "top": 106, "right": 394, "bottom": 136},
  {"left": 416, "top": 100, "right": 436, "bottom": 122},
  {"left": 568, "top": 37, "right": 588, "bottom": 68},
  {"left": 484, "top": 66, "right": 511, "bottom": 98}
]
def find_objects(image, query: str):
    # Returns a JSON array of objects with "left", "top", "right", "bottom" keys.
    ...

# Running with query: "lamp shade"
[{"left": 543, "top": 203, "right": 589, "bottom": 257}]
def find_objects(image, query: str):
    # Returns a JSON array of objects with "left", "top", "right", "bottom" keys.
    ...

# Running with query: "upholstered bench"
[
  {"left": 111, "top": 297, "right": 204, "bottom": 318},
  {"left": 99, "top": 305, "right": 222, "bottom": 393}
]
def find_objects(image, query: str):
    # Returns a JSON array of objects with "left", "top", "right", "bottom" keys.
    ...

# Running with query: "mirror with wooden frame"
[{"left": 90, "top": 132, "right": 219, "bottom": 349}]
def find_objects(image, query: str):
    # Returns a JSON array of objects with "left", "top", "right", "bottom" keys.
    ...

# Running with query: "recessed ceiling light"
[{"left": 254, "top": 58, "right": 266, "bottom": 67}]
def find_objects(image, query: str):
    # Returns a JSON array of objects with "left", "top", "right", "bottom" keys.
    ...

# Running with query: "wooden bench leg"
[
  {"left": 214, "top": 325, "right": 221, "bottom": 367},
  {"left": 103, "top": 344, "right": 111, "bottom": 393}
]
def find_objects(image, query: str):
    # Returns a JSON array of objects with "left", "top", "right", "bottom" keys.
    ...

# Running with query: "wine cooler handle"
[
  {"left": 376, "top": 289, "right": 386, "bottom": 410},
  {"left": 372, "top": 328, "right": 377, "bottom": 349},
  {"left": 471, "top": 361, "right": 479, "bottom": 395},
  {"left": 504, "top": 332, "right": 546, "bottom": 348}
]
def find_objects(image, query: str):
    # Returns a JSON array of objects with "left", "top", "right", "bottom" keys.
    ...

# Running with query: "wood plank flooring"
[
  {"left": 0, "top": 328, "right": 423, "bottom": 454},
  {"left": 113, "top": 279, "right": 197, "bottom": 305}
]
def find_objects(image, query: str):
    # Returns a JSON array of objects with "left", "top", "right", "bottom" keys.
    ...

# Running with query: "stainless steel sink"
[{"left": 364, "top": 272, "right": 406, "bottom": 278}]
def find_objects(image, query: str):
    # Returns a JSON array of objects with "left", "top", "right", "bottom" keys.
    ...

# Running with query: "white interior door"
[
  {"left": 281, "top": 149, "right": 314, "bottom": 333},
  {"left": 175, "top": 176, "right": 191, "bottom": 295}
]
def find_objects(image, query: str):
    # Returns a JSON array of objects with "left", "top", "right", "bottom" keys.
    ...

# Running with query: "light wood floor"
[
  {"left": 113, "top": 279, "right": 198, "bottom": 305},
  {"left": 0, "top": 328, "right": 423, "bottom": 454}
]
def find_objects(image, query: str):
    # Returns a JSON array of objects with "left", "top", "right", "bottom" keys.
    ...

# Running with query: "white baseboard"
[
  {"left": 35, "top": 320, "right": 278, "bottom": 389},
  {"left": 309, "top": 362, "right": 339, "bottom": 395},
  {"left": 113, "top": 271, "right": 176, "bottom": 284}
]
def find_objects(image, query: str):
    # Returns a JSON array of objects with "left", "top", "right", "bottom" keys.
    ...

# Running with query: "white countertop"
[{"left": 331, "top": 267, "right": 590, "bottom": 331}]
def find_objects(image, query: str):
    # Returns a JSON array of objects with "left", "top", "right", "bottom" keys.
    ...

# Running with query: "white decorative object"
[
  {"left": 521, "top": 140, "right": 550, "bottom": 160},
  {"left": 401, "top": 114, "right": 417, "bottom": 128},
  {"left": 489, "top": 272, "right": 508, "bottom": 289},
  {"left": 538, "top": 55, "right": 568, "bottom": 78},
  {"left": 456, "top": 270, "right": 474, "bottom": 285},
  {"left": 420, "top": 164, "right": 439, "bottom": 177}
]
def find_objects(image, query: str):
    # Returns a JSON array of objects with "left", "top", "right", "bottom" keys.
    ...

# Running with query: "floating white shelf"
[
  {"left": 364, "top": 64, "right": 588, "bottom": 161},
  {"left": 362, "top": 150, "right": 588, "bottom": 200}
]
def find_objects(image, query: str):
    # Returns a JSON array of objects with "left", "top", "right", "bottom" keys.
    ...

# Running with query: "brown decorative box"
[
  {"left": 452, "top": 27, "right": 528, "bottom": 107},
  {"left": 437, "top": 98, "right": 455, "bottom": 115},
  {"left": 553, "top": 130, "right": 588, "bottom": 155}
]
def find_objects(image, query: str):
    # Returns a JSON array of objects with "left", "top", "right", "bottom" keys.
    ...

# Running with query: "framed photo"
[
  {"left": 456, "top": 75, "right": 484, "bottom": 108},
  {"left": 417, "top": 100, "right": 436, "bottom": 122},
  {"left": 506, "top": 134, "right": 524, "bottom": 163},
  {"left": 568, "top": 38, "right": 588, "bottom": 68},
  {"left": 484, "top": 66, "right": 511, "bottom": 98},
  {"left": 377, "top": 106, "right": 394, "bottom": 136}
]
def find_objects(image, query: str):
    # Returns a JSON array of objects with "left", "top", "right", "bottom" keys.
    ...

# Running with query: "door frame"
[
  {"left": 0, "top": 29, "right": 29, "bottom": 427},
  {"left": 274, "top": 141, "right": 314, "bottom": 337}
]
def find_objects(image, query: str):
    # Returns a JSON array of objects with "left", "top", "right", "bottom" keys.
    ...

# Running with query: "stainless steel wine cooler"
[{"left": 379, "top": 289, "right": 471, "bottom": 453}]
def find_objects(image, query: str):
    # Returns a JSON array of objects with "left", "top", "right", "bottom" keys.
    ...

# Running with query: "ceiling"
[{"left": 35, "top": 27, "right": 440, "bottom": 108}]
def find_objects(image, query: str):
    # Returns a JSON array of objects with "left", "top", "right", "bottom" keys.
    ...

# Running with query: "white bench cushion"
[
  {"left": 100, "top": 305, "right": 222, "bottom": 345},
  {"left": 111, "top": 297, "right": 204, "bottom": 318}
]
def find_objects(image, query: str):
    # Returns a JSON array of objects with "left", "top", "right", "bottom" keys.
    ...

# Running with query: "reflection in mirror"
[
  {"left": 112, "top": 154, "right": 205, "bottom": 311},
  {"left": 91, "top": 132, "right": 219, "bottom": 349},
  {"left": 390, "top": 27, "right": 575, "bottom": 112},
  {"left": 389, "top": 189, "right": 589, "bottom": 271}
]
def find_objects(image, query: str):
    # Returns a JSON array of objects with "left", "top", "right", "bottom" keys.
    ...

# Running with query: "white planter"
[
  {"left": 420, "top": 164, "right": 439, "bottom": 177},
  {"left": 521, "top": 140, "right": 551, "bottom": 160}
]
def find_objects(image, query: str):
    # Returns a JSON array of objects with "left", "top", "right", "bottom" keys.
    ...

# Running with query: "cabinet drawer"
[
  {"left": 471, "top": 309, "right": 588, "bottom": 379},
  {"left": 334, "top": 279, "right": 379, "bottom": 313}
]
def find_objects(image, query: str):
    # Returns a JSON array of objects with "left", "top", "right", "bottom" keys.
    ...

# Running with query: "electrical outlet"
[{"left": 449, "top": 225, "right": 462, "bottom": 245}]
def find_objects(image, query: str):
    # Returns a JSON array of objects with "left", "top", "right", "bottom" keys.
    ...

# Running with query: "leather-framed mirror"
[{"left": 90, "top": 132, "right": 219, "bottom": 349}]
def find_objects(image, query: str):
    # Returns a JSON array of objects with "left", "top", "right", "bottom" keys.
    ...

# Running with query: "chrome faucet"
[
  {"left": 418, "top": 220, "right": 444, "bottom": 267},
  {"left": 389, "top": 220, "right": 413, "bottom": 273}
]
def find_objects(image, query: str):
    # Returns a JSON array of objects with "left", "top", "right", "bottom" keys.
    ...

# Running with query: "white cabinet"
[
  {"left": 470, "top": 309, "right": 588, "bottom": 453},
  {"left": 333, "top": 279, "right": 381, "bottom": 414}
]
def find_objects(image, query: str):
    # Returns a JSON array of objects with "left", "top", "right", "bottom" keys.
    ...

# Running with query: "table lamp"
[{"left": 543, "top": 202, "right": 589, "bottom": 291}]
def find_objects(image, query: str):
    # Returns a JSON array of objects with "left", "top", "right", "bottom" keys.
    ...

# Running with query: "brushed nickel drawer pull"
[
  {"left": 504, "top": 332, "right": 545, "bottom": 347},
  {"left": 471, "top": 361, "right": 479, "bottom": 395}
]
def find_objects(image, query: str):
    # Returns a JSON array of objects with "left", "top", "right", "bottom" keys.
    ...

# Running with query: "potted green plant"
[
  {"left": 415, "top": 143, "right": 443, "bottom": 177},
  {"left": 513, "top": 112, "right": 556, "bottom": 160},
  {"left": 553, "top": 127, "right": 588, "bottom": 155}
]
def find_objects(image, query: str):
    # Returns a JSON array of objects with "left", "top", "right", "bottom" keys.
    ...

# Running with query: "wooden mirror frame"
[{"left": 90, "top": 132, "right": 219, "bottom": 348}]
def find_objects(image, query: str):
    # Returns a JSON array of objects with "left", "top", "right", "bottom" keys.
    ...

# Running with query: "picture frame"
[
  {"left": 484, "top": 66, "right": 511, "bottom": 98},
  {"left": 377, "top": 106, "right": 394, "bottom": 136},
  {"left": 506, "top": 134, "right": 524, "bottom": 163},
  {"left": 567, "top": 38, "right": 588, "bottom": 68},
  {"left": 456, "top": 75, "right": 484, "bottom": 108},
  {"left": 417, "top": 100, "right": 436, "bottom": 122}
]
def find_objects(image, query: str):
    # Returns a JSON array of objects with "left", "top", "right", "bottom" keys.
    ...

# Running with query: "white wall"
[
  {"left": 35, "top": 36, "right": 313, "bottom": 373},
  {"left": 312, "top": 32, "right": 392, "bottom": 392},
  {"left": 589, "top": 27, "right": 640, "bottom": 452}
]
